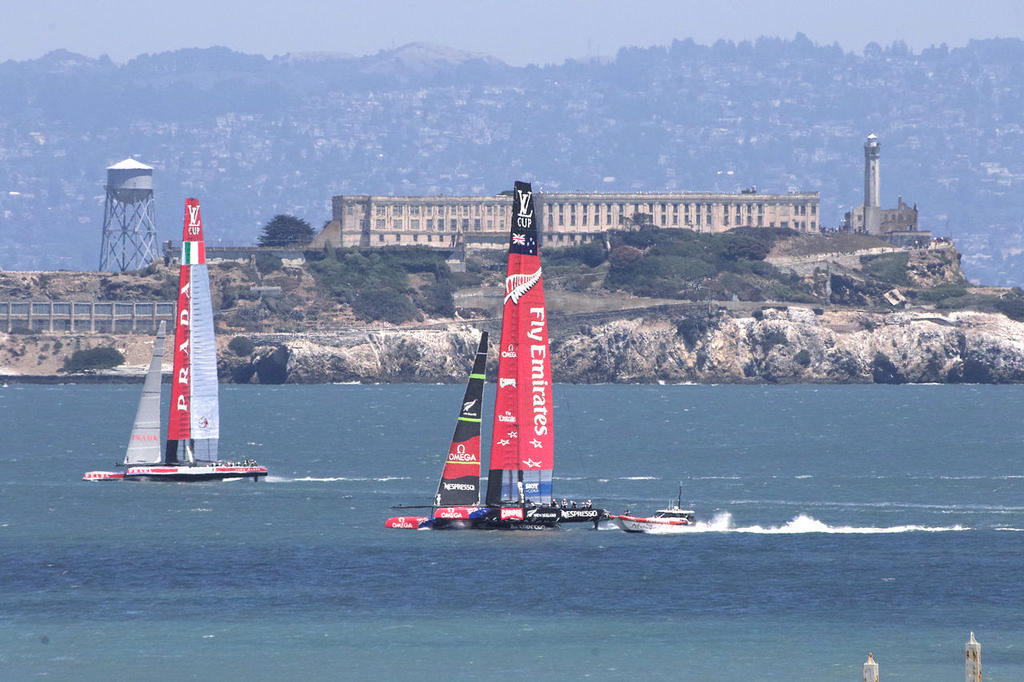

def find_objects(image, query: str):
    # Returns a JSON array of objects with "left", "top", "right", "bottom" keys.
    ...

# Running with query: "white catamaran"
[{"left": 83, "top": 198, "right": 267, "bottom": 482}]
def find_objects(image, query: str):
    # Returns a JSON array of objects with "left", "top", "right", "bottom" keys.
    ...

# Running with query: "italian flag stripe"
[{"left": 181, "top": 241, "right": 205, "bottom": 265}]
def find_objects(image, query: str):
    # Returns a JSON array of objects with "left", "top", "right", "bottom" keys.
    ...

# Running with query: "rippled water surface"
[{"left": 2, "top": 383, "right": 1023, "bottom": 680}]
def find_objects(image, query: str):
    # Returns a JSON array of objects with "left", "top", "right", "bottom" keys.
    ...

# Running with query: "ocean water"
[{"left": 2, "top": 382, "right": 1023, "bottom": 681}]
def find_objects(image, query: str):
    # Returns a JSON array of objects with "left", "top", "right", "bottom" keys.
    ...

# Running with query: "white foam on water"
[
  {"left": 278, "top": 476, "right": 411, "bottom": 483},
  {"left": 702, "top": 512, "right": 968, "bottom": 534}
]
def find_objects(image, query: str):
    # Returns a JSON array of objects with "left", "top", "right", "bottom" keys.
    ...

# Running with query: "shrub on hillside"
[
  {"left": 417, "top": 281, "right": 456, "bottom": 318},
  {"left": 350, "top": 289, "right": 420, "bottom": 324},
  {"left": 228, "top": 336, "right": 255, "bottom": 356},
  {"left": 61, "top": 346, "right": 125, "bottom": 373},
  {"left": 714, "top": 231, "right": 773, "bottom": 261},
  {"left": 255, "top": 252, "right": 283, "bottom": 275},
  {"left": 996, "top": 289, "right": 1024, "bottom": 321},
  {"left": 544, "top": 240, "right": 607, "bottom": 268},
  {"left": 861, "top": 252, "right": 910, "bottom": 285},
  {"left": 306, "top": 249, "right": 410, "bottom": 298}
]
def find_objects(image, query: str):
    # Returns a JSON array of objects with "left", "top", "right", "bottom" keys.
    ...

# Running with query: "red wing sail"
[
  {"left": 434, "top": 332, "right": 488, "bottom": 507},
  {"left": 486, "top": 181, "right": 554, "bottom": 505}
]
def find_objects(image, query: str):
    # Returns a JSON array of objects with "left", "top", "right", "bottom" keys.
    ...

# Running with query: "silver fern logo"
[{"left": 504, "top": 268, "right": 542, "bottom": 304}]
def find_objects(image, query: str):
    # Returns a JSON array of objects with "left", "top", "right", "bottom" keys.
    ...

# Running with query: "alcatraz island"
[
  {"left": 3, "top": 221, "right": 1024, "bottom": 385},
  {"left": 5, "top": 132, "right": 1024, "bottom": 385}
]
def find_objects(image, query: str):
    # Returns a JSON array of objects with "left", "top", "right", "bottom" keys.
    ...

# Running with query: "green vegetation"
[
  {"left": 905, "top": 284, "right": 1002, "bottom": 312},
  {"left": 254, "top": 252, "right": 283, "bottom": 275},
  {"left": 860, "top": 252, "right": 910, "bottom": 286},
  {"left": 543, "top": 240, "right": 607, "bottom": 268},
  {"left": 602, "top": 226, "right": 803, "bottom": 301},
  {"left": 996, "top": 289, "right": 1024, "bottom": 321},
  {"left": 350, "top": 289, "right": 420, "bottom": 324},
  {"left": 257, "top": 215, "right": 315, "bottom": 248},
  {"left": 228, "top": 336, "right": 255, "bottom": 356},
  {"left": 61, "top": 346, "right": 125, "bottom": 373},
  {"left": 416, "top": 281, "right": 456, "bottom": 318},
  {"left": 304, "top": 246, "right": 454, "bottom": 324}
]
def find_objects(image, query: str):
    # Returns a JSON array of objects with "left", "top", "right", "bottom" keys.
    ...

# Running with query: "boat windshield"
[{"left": 655, "top": 509, "right": 696, "bottom": 523}]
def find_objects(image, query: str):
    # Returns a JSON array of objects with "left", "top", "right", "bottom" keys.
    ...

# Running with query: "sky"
[{"left": 3, "top": 0, "right": 1024, "bottom": 66}]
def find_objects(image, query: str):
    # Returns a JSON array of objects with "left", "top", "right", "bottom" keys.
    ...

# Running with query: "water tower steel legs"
[{"left": 99, "top": 189, "right": 158, "bottom": 272}]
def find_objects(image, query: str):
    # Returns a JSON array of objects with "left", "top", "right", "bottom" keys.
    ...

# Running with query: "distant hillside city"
[{"left": 2, "top": 36, "right": 1023, "bottom": 285}]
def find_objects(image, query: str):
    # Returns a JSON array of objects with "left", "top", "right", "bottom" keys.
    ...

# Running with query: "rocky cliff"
[
  {"left": 6, "top": 304, "right": 1024, "bottom": 385},
  {"left": 4, "top": 240, "right": 1024, "bottom": 384},
  {"left": 552, "top": 307, "right": 1024, "bottom": 384},
  {"left": 220, "top": 307, "right": 1024, "bottom": 385}
]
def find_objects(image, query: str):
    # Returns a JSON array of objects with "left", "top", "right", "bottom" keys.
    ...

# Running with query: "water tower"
[{"left": 99, "top": 158, "right": 158, "bottom": 272}]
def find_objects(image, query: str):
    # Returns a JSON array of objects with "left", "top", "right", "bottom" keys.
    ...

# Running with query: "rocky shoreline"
[
  {"left": 4, "top": 240, "right": 1022, "bottom": 385},
  {"left": 9, "top": 306, "right": 1023, "bottom": 385},
  {"left": 247, "top": 308, "right": 1024, "bottom": 385}
]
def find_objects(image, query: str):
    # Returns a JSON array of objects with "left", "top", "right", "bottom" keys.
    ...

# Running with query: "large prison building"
[{"left": 312, "top": 190, "right": 820, "bottom": 251}]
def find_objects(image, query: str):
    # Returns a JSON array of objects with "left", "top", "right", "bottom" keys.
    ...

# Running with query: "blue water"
[{"left": 2, "top": 383, "right": 1023, "bottom": 680}]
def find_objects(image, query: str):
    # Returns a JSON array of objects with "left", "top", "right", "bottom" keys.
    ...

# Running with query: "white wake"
[{"left": 694, "top": 512, "right": 967, "bottom": 534}]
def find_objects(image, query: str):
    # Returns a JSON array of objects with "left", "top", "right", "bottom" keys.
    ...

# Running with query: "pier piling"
[
  {"left": 966, "top": 632, "right": 981, "bottom": 682},
  {"left": 863, "top": 652, "right": 878, "bottom": 682}
]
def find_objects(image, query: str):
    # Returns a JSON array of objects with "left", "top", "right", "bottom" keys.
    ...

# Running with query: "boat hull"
[
  {"left": 386, "top": 506, "right": 490, "bottom": 529},
  {"left": 612, "top": 514, "right": 694, "bottom": 533},
  {"left": 430, "top": 505, "right": 565, "bottom": 530},
  {"left": 82, "top": 471, "right": 125, "bottom": 481},
  {"left": 558, "top": 507, "right": 609, "bottom": 526},
  {"left": 409, "top": 505, "right": 608, "bottom": 530},
  {"left": 123, "top": 465, "right": 267, "bottom": 482},
  {"left": 384, "top": 516, "right": 431, "bottom": 529}
]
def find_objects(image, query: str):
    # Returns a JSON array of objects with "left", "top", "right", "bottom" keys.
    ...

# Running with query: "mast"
[
  {"left": 486, "top": 181, "right": 554, "bottom": 506},
  {"left": 434, "top": 332, "right": 488, "bottom": 507},
  {"left": 123, "top": 320, "right": 166, "bottom": 466},
  {"left": 165, "top": 198, "right": 220, "bottom": 465}
]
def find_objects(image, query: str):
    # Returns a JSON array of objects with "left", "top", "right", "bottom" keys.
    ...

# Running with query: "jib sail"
[{"left": 434, "top": 332, "right": 488, "bottom": 507}]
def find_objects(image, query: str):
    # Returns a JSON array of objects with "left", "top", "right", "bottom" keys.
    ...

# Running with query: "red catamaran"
[
  {"left": 386, "top": 181, "right": 606, "bottom": 529},
  {"left": 84, "top": 199, "right": 267, "bottom": 482}
]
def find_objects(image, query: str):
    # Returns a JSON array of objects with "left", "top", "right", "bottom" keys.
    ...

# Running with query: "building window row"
[{"left": 338, "top": 194, "right": 820, "bottom": 249}]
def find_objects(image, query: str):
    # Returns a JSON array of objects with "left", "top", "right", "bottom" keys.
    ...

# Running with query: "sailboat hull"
[
  {"left": 557, "top": 508, "right": 609, "bottom": 525},
  {"left": 426, "top": 505, "right": 561, "bottom": 530},
  {"left": 384, "top": 516, "right": 431, "bottom": 529},
  {"left": 82, "top": 471, "right": 125, "bottom": 481},
  {"left": 386, "top": 504, "right": 564, "bottom": 530},
  {"left": 469, "top": 505, "right": 561, "bottom": 530},
  {"left": 123, "top": 464, "right": 267, "bottom": 482}
]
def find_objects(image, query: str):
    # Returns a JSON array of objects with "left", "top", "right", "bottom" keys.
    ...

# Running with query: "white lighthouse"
[{"left": 863, "top": 133, "right": 881, "bottom": 235}]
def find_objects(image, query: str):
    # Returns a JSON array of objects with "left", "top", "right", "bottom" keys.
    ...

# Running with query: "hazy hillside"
[{"left": 2, "top": 37, "right": 1024, "bottom": 285}]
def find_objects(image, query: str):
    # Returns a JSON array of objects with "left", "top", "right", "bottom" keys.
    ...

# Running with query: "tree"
[
  {"left": 627, "top": 212, "right": 654, "bottom": 229},
  {"left": 257, "top": 214, "right": 315, "bottom": 248}
]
